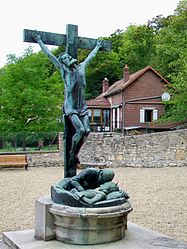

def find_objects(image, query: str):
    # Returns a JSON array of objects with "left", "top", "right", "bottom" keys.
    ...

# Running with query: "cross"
[
  {"left": 23, "top": 24, "right": 111, "bottom": 178},
  {"left": 23, "top": 24, "right": 111, "bottom": 59}
]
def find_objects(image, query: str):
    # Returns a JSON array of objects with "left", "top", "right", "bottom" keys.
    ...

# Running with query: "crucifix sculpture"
[{"left": 23, "top": 24, "right": 111, "bottom": 178}]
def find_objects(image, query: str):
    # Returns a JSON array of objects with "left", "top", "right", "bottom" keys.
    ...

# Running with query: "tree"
[
  {"left": 163, "top": 63, "right": 187, "bottom": 122},
  {"left": 154, "top": 0, "right": 187, "bottom": 77},
  {"left": 116, "top": 25, "right": 156, "bottom": 73},
  {"left": 108, "top": 29, "right": 124, "bottom": 54},
  {"left": 153, "top": 0, "right": 187, "bottom": 121},
  {"left": 67, "top": 43, "right": 122, "bottom": 99},
  {"left": 0, "top": 48, "right": 64, "bottom": 140},
  {"left": 147, "top": 15, "right": 173, "bottom": 33},
  {"left": 85, "top": 51, "right": 121, "bottom": 99}
]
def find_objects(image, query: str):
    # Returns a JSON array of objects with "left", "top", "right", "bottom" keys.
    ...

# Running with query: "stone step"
[{"left": 3, "top": 222, "right": 187, "bottom": 249}]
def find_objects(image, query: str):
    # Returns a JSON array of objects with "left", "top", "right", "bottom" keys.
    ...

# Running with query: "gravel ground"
[{"left": 0, "top": 166, "right": 187, "bottom": 244}]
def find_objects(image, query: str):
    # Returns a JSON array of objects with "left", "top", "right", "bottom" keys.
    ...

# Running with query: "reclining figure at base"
[{"left": 51, "top": 168, "right": 130, "bottom": 207}]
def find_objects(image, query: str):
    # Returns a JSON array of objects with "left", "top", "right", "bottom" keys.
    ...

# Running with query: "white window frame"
[
  {"left": 140, "top": 109, "right": 145, "bottom": 123},
  {"left": 117, "top": 107, "right": 120, "bottom": 128},
  {"left": 153, "top": 109, "right": 158, "bottom": 121},
  {"left": 112, "top": 109, "right": 116, "bottom": 128},
  {"left": 140, "top": 108, "right": 158, "bottom": 123}
]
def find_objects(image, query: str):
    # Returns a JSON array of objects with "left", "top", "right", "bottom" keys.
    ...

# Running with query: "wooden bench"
[{"left": 0, "top": 154, "right": 28, "bottom": 170}]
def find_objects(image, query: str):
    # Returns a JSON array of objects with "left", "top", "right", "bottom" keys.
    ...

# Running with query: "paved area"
[
  {"left": 1, "top": 167, "right": 187, "bottom": 243},
  {"left": 3, "top": 223, "right": 187, "bottom": 249},
  {"left": 0, "top": 235, "right": 10, "bottom": 248},
  {"left": 1, "top": 166, "right": 187, "bottom": 248}
]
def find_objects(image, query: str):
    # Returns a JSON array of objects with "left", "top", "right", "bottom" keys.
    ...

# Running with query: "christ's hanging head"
[{"left": 58, "top": 53, "right": 77, "bottom": 67}]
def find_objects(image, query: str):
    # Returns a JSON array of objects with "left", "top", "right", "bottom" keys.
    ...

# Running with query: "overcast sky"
[{"left": 0, "top": 0, "right": 179, "bottom": 67}]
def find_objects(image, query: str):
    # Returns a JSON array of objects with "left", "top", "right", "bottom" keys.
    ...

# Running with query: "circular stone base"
[{"left": 50, "top": 201, "right": 132, "bottom": 245}]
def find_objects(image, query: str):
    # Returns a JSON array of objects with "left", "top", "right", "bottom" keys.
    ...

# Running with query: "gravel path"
[{"left": 0, "top": 167, "right": 187, "bottom": 244}]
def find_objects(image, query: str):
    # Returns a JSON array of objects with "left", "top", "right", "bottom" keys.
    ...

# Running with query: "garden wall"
[
  {"left": 59, "top": 129, "right": 187, "bottom": 168},
  {"left": 27, "top": 151, "right": 63, "bottom": 167},
  {"left": 0, "top": 150, "right": 63, "bottom": 168},
  {"left": 3, "top": 129, "right": 185, "bottom": 168}
]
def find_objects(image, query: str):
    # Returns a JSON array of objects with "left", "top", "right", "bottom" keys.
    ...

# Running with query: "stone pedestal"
[
  {"left": 35, "top": 196, "right": 132, "bottom": 245},
  {"left": 35, "top": 196, "right": 55, "bottom": 241}
]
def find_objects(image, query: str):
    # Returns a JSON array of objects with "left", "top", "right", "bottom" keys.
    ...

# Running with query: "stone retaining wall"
[
  {"left": 26, "top": 151, "right": 63, "bottom": 167},
  {"left": 5, "top": 129, "right": 185, "bottom": 168},
  {"left": 73, "top": 129, "right": 187, "bottom": 168}
]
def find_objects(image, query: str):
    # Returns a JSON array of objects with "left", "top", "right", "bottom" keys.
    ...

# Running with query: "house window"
[
  {"left": 88, "top": 109, "right": 92, "bottom": 123},
  {"left": 103, "top": 109, "right": 110, "bottom": 126},
  {"left": 145, "top": 110, "right": 153, "bottom": 122},
  {"left": 93, "top": 109, "right": 101, "bottom": 124},
  {"left": 112, "top": 107, "right": 120, "bottom": 129},
  {"left": 88, "top": 109, "right": 110, "bottom": 125},
  {"left": 140, "top": 108, "right": 158, "bottom": 123},
  {"left": 88, "top": 108, "right": 111, "bottom": 132}
]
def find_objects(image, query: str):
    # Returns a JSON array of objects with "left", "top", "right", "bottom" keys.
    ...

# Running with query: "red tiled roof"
[
  {"left": 104, "top": 66, "right": 171, "bottom": 97},
  {"left": 87, "top": 65, "right": 172, "bottom": 108},
  {"left": 86, "top": 94, "right": 110, "bottom": 108}
]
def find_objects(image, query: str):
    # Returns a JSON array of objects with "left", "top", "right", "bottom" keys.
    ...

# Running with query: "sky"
[{"left": 0, "top": 0, "right": 179, "bottom": 67}]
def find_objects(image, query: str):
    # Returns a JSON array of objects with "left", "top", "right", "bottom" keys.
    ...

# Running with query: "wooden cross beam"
[{"left": 23, "top": 24, "right": 111, "bottom": 59}]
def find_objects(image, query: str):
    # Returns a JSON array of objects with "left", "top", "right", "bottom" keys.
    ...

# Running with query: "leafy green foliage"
[
  {"left": 163, "top": 64, "right": 187, "bottom": 122},
  {"left": 117, "top": 25, "right": 156, "bottom": 73},
  {"left": 0, "top": 131, "right": 59, "bottom": 151},
  {"left": 0, "top": 48, "right": 64, "bottom": 135},
  {"left": 153, "top": 0, "right": 187, "bottom": 121},
  {"left": 85, "top": 51, "right": 121, "bottom": 99},
  {"left": 154, "top": 3, "right": 187, "bottom": 78}
]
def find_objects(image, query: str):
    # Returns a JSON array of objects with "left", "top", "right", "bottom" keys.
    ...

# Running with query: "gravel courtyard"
[{"left": 0, "top": 166, "right": 187, "bottom": 243}]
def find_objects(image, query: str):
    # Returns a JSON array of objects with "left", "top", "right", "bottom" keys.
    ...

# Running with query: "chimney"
[
  {"left": 102, "top": 78, "right": 109, "bottom": 93},
  {"left": 124, "top": 64, "right": 130, "bottom": 83}
]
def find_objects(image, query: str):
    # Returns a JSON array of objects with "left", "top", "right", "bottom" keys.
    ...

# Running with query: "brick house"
[{"left": 86, "top": 65, "right": 171, "bottom": 132}]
